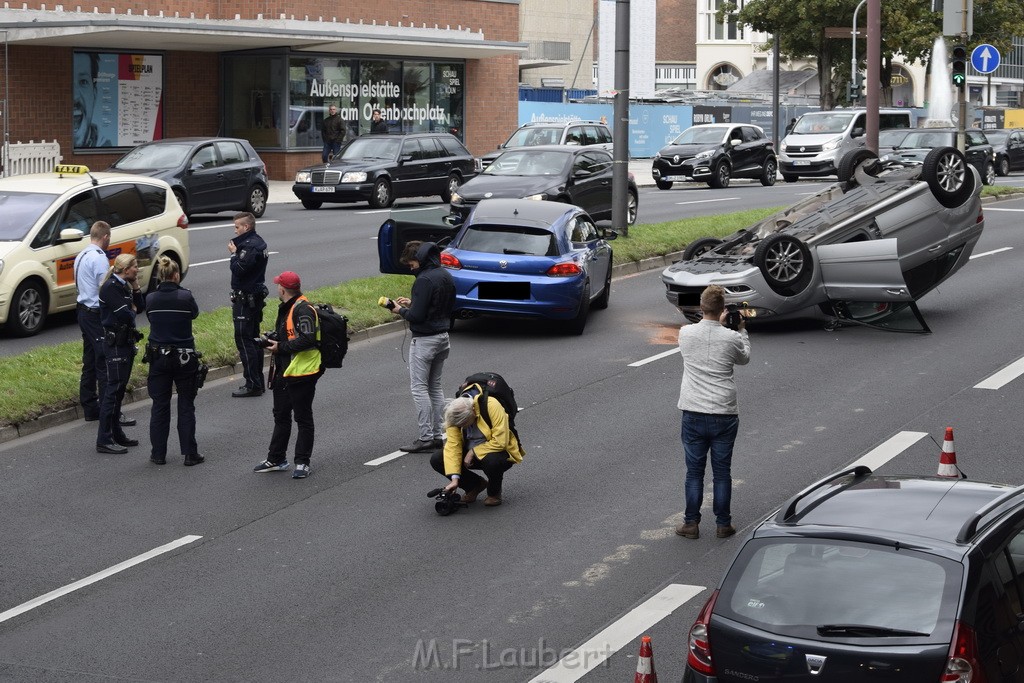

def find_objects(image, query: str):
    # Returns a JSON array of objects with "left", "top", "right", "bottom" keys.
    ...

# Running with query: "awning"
[{"left": 0, "top": 8, "right": 527, "bottom": 60}]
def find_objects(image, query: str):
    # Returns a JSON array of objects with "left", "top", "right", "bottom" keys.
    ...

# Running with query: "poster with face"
[{"left": 72, "top": 52, "right": 163, "bottom": 149}]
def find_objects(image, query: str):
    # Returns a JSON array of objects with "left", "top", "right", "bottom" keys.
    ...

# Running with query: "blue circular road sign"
[{"left": 971, "top": 44, "right": 1000, "bottom": 74}]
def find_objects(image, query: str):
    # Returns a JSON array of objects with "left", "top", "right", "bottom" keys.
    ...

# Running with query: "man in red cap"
[{"left": 252, "top": 270, "right": 323, "bottom": 479}]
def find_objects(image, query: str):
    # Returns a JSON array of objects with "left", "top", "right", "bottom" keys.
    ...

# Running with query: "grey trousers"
[{"left": 408, "top": 332, "right": 450, "bottom": 441}]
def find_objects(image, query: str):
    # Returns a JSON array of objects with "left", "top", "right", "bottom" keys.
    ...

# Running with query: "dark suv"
[
  {"left": 684, "top": 466, "right": 1024, "bottom": 682},
  {"left": 292, "top": 133, "right": 477, "bottom": 209},
  {"left": 885, "top": 128, "right": 996, "bottom": 185},
  {"left": 481, "top": 120, "right": 613, "bottom": 167},
  {"left": 651, "top": 123, "right": 777, "bottom": 189}
]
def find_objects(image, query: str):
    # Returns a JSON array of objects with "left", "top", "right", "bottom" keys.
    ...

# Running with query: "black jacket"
[
  {"left": 370, "top": 119, "right": 388, "bottom": 134},
  {"left": 399, "top": 242, "right": 455, "bottom": 337},
  {"left": 322, "top": 113, "right": 345, "bottom": 143},
  {"left": 99, "top": 275, "right": 144, "bottom": 332},
  {"left": 229, "top": 230, "right": 269, "bottom": 294},
  {"left": 145, "top": 282, "right": 199, "bottom": 347}
]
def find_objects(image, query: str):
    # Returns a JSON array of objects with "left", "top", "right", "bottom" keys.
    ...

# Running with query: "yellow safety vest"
[{"left": 283, "top": 296, "right": 322, "bottom": 377}]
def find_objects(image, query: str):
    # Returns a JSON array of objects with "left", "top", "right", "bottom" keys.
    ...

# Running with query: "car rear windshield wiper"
[
  {"left": 816, "top": 624, "right": 928, "bottom": 637},
  {"left": 502, "top": 249, "right": 529, "bottom": 255}
]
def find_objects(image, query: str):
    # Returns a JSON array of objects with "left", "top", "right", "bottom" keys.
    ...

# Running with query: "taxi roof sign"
[{"left": 55, "top": 164, "right": 91, "bottom": 175}]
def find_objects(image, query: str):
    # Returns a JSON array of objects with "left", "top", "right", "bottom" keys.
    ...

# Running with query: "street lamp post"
[{"left": 851, "top": 0, "right": 867, "bottom": 103}]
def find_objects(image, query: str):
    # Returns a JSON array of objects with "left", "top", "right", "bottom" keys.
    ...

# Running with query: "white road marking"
[
  {"left": 984, "top": 207, "right": 1024, "bottom": 212},
  {"left": 847, "top": 431, "right": 928, "bottom": 471},
  {"left": 527, "top": 583, "right": 705, "bottom": 683},
  {"left": 364, "top": 451, "right": 408, "bottom": 466},
  {"left": 975, "top": 356, "right": 1024, "bottom": 390},
  {"left": 674, "top": 198, "right": 738, "bottom": 206},
  {"left": 0, "top": 535, "right": 202, "bottom": 625},
  {"left": 356, "top": 206, "right": 441, "bottom": 215},
  {"left": 186, "top": 220, "right": 279, "bottom": 232},
  {"left": 970, "top": 247, "right": 1013, "bottom": 259},
  {"left": 628, "top": 348, "right": 679, "bottom": 367},
  {"left": 191, "top": 251, "right": 280, "bottom": 267}
]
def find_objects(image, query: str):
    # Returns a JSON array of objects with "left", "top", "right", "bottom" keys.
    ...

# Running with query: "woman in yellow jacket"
[{"left": 431, "top": 390, "right": 524, "bottom": 507}]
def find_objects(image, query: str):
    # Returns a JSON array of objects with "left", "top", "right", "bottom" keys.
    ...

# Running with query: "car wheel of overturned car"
[
  {"left": 247, "top": 185, "right": 267, "bottom": 218},
  {"left": 369, "top": 178, "right": 394, "bottom": 208},
  {"left": 565, "top": 283, "right": 591, "bottom": 335},
  {"left": 997, "top": 156, "right": 1010, "bottom": 177},
  {"left": 9, "top": 279, "right": 47, "bottom": 337},
  {"left": 782, "top": 173, "right": 799, "bottom": 183},
  {"left": 655, "top": 178, "right": 673, "bottom": 190},
  {"left": 760, "top": 157, "right": 778, "bottom": 186},
  {"left": 682, "top": 237, "right": 724, "bottom": 261},
  {"left": 982, "top": 161, "right": 996, "bottom": 186},
  {"left": 593, "top": 257, "right": 612, "bottom": 310},
  {"left": 626, "top": 191, "right": 638, "bottom": 225},
  {"left": 709, "top": 161, "right": 731, "bottom": 189},
  {"left": 754, "top": 233, "right": 813, "bottom": 295},
  {"left": 837, "top": 149, "right": 879, "bottom": 183},
  {"left": 300, "top": 199, "right": 323, "bottom": 210},
  {"left": 922, "top": 146, "right": 975, "bottom": 208},
  {"left": 441, "top": 173, "right": 461, "bottom": 203}
]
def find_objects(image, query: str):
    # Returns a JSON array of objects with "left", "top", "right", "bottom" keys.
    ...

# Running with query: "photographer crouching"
[{"left": 430, "top": 395, "right": 524, "bottom": 508}]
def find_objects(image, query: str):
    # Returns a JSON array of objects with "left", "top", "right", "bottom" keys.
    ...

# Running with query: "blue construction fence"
[
  {"left": 518, "top": 87, "right": 597, "bottom": 102},
  {"left": 518, "top": 101, "right": 932, "bottom": 157}
]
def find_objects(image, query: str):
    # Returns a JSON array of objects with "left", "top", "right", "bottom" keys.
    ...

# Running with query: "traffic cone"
[
  {"left": 937, "top": 427, "right": 959, "bottom": 478},
  {"left": 634, "top": 635, "right": 658, "bottom": 683}
]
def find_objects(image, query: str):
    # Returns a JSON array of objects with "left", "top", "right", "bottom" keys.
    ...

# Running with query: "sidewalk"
[{"left": 266, "top": 159, "right": 656, "bottom": 204}]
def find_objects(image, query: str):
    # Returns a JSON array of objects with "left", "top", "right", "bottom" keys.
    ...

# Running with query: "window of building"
[{"left": 704, "top": 0, "right": 743, "bottom": 41}]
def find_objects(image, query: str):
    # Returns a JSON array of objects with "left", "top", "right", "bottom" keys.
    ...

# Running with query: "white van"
[{"left": 778, "top": 109, "right": 913, "bottom": 181}]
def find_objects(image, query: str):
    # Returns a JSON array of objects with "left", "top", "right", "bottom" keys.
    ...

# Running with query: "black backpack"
[
  {"left": 312, "top": 303, "right": 349, "bottom": 369},
  {"left": 456, "top": 372, "right": 521, "bottom": 443}
]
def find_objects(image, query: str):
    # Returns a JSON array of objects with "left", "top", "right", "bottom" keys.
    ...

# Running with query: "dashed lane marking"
[
  {"left": 847, "top": 431, "right": 928, "bottom": 471},
  {"left": 191, "top": 251, "right": 280, "bottom": 267},
  {"left": 628, "top": 348, "right": 679, "bottom": 367},
  {"left": 364, "top": 451, "right": 407, "bottom": 466},
  {"left": 674, "top": 198, "right": 738, "bottom": 206},
  {"left": 975, "top": 357, "right": 1024, "bottom": 390},
  {"left": 186, "top": 220, "right": 280, "bottom": 232},
  {"left": 970, "top": 247, "right": 1013, "bottom": 259}
]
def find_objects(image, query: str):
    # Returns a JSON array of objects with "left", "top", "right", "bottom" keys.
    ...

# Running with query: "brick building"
[{"left": 0, "top": 2, "right": 525, "bottom": 179}]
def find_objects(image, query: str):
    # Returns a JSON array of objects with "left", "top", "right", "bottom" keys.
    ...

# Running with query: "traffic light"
[
  {"left": 847, "top": 73, "right": 863, "bottom": 102},
  {"left": 847, "top": 82, "right": 858, "bottom": 101},
  {"left": 951, "top": 45, "right": 967, "bottom": 88}
]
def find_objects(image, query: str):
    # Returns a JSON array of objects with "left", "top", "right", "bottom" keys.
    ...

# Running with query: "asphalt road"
[{"left": 2, "top": 197, "right": 1024, "bottom": 680}]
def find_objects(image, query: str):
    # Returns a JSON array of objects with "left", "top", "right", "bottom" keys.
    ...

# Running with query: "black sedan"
[
  {"left": 983, "top": 128, "right": 1024, "bottom": 176},
  {"left": 450, "top": 146, "right": 638, "bottom": 225},
  {"left": 652, "top": 123, "right": 777, "bottom": 189},
  {"left": 108, "top": 137, "right": 269, "bottom": 218},
  {"left": 884, "top": 128, "right": 996, "bottom": 185}
]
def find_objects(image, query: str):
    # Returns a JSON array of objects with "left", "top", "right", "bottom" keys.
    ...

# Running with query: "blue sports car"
[{"left": 378, "top": 199, "right": 617, "bottom": 334}]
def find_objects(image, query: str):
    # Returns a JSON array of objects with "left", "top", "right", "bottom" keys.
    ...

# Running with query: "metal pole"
[
  {"left": 1, "top": 31, "right": 8, "bottom": 178},
  {"left": 611, "top": 0, "right": 630, "bottom": 236},
  {"left": 866, "top": 0, "right": 880, "bottom": 152},
  {"left": 772, "top": 33, "right": 780, "bottom": 149},
  {"left": 851, "top": 0, "right": 867, "bottom": 105},
  {"left": 957, "top": 0, "right": 968, "bottom": 151}
]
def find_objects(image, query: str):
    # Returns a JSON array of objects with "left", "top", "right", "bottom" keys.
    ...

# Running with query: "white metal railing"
[{"left": 1, "top": 140, "right": 62, "bottom": 177}]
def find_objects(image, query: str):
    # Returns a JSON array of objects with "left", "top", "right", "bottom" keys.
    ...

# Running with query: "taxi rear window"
[{"left": 0, "top": 192, "right": 58, "bottom": 241}]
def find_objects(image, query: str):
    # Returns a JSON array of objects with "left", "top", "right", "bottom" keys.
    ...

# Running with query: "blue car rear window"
[{"left": 458, "top": 224, "right": 558, "bottom": 256}]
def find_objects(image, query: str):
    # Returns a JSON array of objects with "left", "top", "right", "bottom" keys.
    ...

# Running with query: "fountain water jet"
[{"left": 926, "top": 37, "right": 955, "bottom": 127}]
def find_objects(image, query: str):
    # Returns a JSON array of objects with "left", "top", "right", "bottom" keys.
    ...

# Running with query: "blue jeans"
[
  {"left": 682, "top": 411, "right": 739, "bottom": 527},
  {"left": 409, "top": 332, "right": 450, "bottom": 441},
  {"left": 322, "top": 140, "right": 341, "bottom": 162}
]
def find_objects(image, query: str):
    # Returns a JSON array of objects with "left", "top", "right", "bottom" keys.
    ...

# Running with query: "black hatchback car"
[
  {"left": 652, "top": 123, "right": 777, "bottom": 190},
  {"left": 292, "top": 133, "right": 477, "bottom": 209},
  {"left": 885, "top": 128, "right": 997, "bottom": 185},
  {"left": 984, "top": 128, "right": 1024, "bottom": 176},
  {"left": 108, "top": 137, "right": 270, "bottom": 218},
  {"left": 684, "top": 466, "right": 1024, "bottom": 682}
]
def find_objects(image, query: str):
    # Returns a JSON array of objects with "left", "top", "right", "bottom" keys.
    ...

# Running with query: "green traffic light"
[{"left": 952, "top": 73, "right": 965, "bottom": 86}]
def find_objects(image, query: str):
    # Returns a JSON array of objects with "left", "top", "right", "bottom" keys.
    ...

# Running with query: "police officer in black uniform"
[
  {"left": 96, "top": 253, "right": 144, "bottom": 455},
  {"left": 228, "top": 211, "right": 269, "bottom": 397},
  {"left": 144, "top": 256, "right": 204, "bottom": 466}
]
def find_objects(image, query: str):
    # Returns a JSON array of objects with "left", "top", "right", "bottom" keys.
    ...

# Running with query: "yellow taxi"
[{"left": 0, "top": 165, "right": 190, "bottom": 336}]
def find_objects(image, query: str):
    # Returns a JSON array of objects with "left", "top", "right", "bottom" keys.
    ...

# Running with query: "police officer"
[
  {"left": 228, "top": 211, "right": 269, "bottom": 397},
  {"left": 144, "top": 256, "right": 204, "bottom": 466},
  {"left": 96, "top": 253, "right": 144, "bottom": 455}
]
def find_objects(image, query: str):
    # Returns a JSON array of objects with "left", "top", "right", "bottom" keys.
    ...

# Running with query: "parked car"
[
  {"left": 108, "top": 137, "right": 269, "bottom": 218},
  {"left": 378, "top": 199, "right": 616, "bottom": 334},
  {"left": 982, "top": 128, "right": 1024, "bottom": 176},
  {"left": 662, "top": 147, "right": 984, "bottom": 326},
  {"left": 684, "top": 465, "right": 1024, "bottom": 682},
  {"left": 450, "top": 146, "right": 638, "bottom": 225},
  {"left": 292, "top": 133, "right": 477, "bottom": 209},
  {"left": 0, "top": 164, "right": 189, "bottom": 336},
  {"left": 779, "top": 109, "right": 912, "bottom": 181},
  {"left": 876, "top": 128, "right": 910, "bottom": 156},
  {"left": 884, "top": 128, "right": 996, "bottom": 185},
  {"left": 481, "top": 120, "right": 613, "bottom": 167},
  {"left": 651, "top": 123, "right": 777, "bottom": 189}
]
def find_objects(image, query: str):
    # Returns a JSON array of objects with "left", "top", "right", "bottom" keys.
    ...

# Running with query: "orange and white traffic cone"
[
  {"left": 937, "top": 427, "right": 959, "bottom": 478},
  {"left": 634, "top": 634, "right": 658, "bottom": 683}
]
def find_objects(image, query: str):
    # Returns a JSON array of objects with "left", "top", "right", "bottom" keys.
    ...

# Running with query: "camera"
[
  {"left": 724, "top": 302, "right": 753, "bottom": 331},
  {"left": 427, "top": 487, "right": 468, "bottom": 516},
  {"left": 254, "top": 331, "right": 278, "bottom": 348},
  {"left": 377, "top": 296, "right": 396, "bottom": 311}
]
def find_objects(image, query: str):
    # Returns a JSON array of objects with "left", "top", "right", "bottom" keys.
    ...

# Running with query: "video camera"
[
  {"left": 254, "top": 331, "right": 278, "bottom": 348},
  {"left": 427, "top": 487, "right": 468, "bottom": 516},
  {"left": 724, "top": 302, "right": 754, "bottom": 332}
]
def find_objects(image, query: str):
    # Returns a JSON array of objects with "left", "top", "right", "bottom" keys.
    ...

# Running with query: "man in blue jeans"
[{"left": 675, "top": 285, "right": 750, "bottom": 540}]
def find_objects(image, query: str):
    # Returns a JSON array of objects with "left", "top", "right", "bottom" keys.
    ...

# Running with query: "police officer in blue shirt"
[
  {"left": 74, "top": 221, "right": 111, "bottom": 421},
  {"left": 228, "top": 211, "right": 269, "bottom": 397},
  {"left": 144, "top": 256, "right": 204, "bottom": 466},
  {"left": 96, "top": 253, "right": 144, "bottom": 454}
]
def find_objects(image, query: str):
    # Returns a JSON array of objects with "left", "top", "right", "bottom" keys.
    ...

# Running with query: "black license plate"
[{"left": 478, "top": 282, "right": 530, "bottom": 300}]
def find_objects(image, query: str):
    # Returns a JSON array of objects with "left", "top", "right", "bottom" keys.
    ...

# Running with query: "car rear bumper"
[{"left": 452, "top": 272, "right": 586, "bottom": 320}]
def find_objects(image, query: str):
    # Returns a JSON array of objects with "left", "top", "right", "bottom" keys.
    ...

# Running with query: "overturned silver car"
[{"left": 662, "top": 146, "right": 984, "bottom": 329}]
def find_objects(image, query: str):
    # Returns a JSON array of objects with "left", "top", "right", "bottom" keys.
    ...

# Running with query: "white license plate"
[
  {"left": 312, "top": 186, "right": 335, "bottom": 193},
  {"left": 793, "top": 161, "right": 810, "bottom": 166},
  {"left": 664, "top": 175, "right": 685, "bottom": 181}
]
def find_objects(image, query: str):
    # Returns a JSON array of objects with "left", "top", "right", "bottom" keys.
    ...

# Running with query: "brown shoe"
[
  {"left": 483, "top": 496, "right": 503, "bottom": 507},
  {"left": 716, "top": 525, "right": 736, "bottom": 538},
  {"left": 675, "top": 522, "right": 699, "bottom": 539},
  {"left": 461, "top": 479, "right": 489, "bottom": 503}
]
